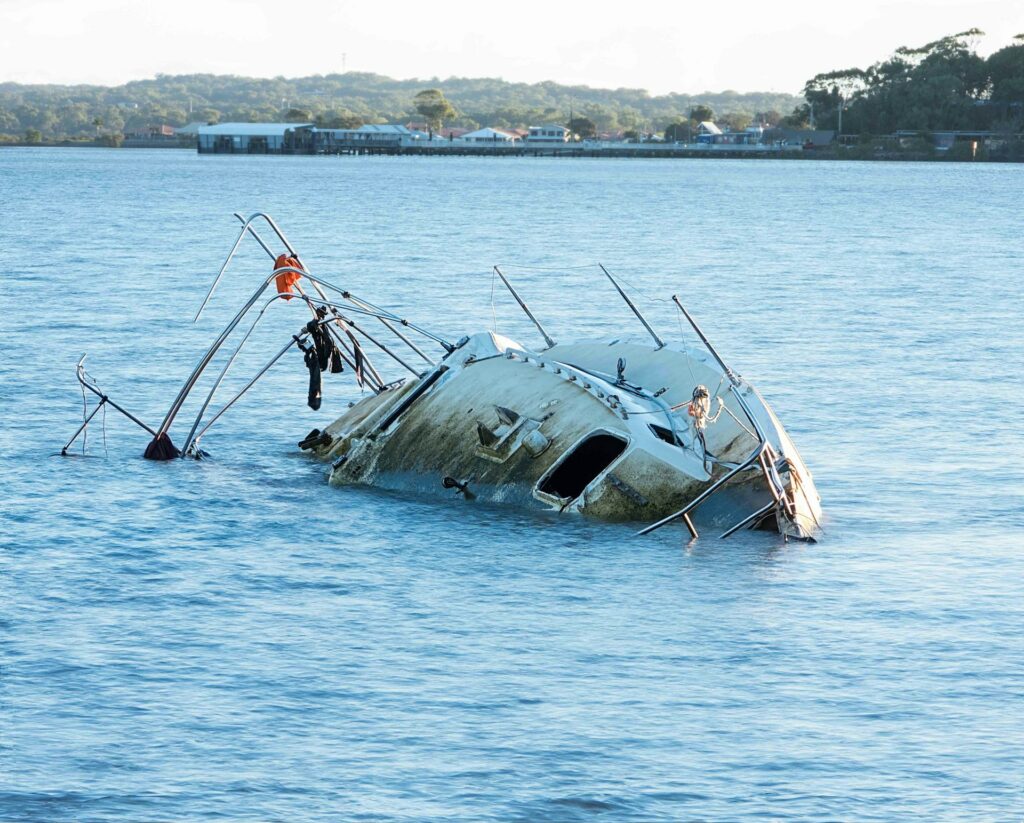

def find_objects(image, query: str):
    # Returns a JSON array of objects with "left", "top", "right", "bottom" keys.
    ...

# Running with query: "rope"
[
  {"left": 78, "top": 367, "right": 109, "bottom": 457},
  {"left": 493, "top": 262, "right": 601, "bottom": 271},
  {"left": 489, "top": 267, "right": 497, "bottom": 333}
]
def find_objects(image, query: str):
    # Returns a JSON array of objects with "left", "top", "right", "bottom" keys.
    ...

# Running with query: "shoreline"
[{"left": 3, "top": 141, "right": 1021, "bottom": 163}]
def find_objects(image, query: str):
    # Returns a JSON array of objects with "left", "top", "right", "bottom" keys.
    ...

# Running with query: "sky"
[{"left": 0, "top": 0, "right": 1020, "bottom": 94}]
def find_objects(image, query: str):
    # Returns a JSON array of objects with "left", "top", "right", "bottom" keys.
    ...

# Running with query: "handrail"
[
  {"left": 179, "top": 291, "right": 388, "bottom": 456},
  {"left": 230, "top": 212, "right": 451, "bottom": 354},
  {"left": 187, "top": 321, "right": 325, "bottom": 449},
  {"left": 159, "top": 266, "right": 422, "bottom": 440},
  {"left": 62, "top": 356, "right": 158, "bottom": 455},
  {"left": 719, "top": 500, "right": 777, "bottom": 539},
  {"left": 636, "top": 441, "right": 768, "bottom": 536}
]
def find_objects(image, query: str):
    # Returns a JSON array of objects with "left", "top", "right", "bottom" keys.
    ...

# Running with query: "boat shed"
[{"left": 197, "top": 123, "right": 314, "bottom": 154}]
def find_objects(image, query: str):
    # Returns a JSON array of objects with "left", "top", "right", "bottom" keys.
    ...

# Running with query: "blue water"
[{"left": 1, "top": 148, "right": 1022, "bottom": 821}]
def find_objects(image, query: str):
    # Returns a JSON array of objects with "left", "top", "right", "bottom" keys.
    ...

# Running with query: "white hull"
[{"left": 305, "top": 332, "right": 822, "bottom": 540}]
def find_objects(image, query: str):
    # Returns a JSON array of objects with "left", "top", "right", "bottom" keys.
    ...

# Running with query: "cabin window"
[
  {"left": 649, "top": 423, "right": 681, "bottom": 446},
  {"left": 537, "top": 433, "right": 627, "bottom": 500}
]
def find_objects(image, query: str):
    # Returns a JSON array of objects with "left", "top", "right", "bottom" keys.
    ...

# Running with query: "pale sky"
[{"left": 0, "top": 0, "right": 1020, "bottom": 94}]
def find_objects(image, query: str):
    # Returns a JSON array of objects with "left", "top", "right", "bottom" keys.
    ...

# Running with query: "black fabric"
[
  {"left": 301, "top": 341, "right": 322, "bottom": 411},
  {"left": 143, "top": 432, "right": 180, "bottom": 460},
  {"left": 306, "top": 318, "right": 332, "bottom": 372}
]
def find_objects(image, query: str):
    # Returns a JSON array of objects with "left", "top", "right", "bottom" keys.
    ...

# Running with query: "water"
[{"left": 1, "top": 148, "right": 1022, "bottom": 821}]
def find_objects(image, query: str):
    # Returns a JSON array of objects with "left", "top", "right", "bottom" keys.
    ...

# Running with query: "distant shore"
[{"left": 3, "top": 140, "right": 1021, "bottom": 162}]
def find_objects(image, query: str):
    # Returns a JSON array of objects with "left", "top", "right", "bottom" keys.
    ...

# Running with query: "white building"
[
  {"left": 459, "top": 127, "right": 521, "bottom": 144},
  {"left": 695, "top": 121, "right": 722, "bottom": 137},
  {"left": 528, "top": 125, "right": 570, "bottom": 143},
  {"left": 197, "top": 122, "right": 313, "bottom": 153}
]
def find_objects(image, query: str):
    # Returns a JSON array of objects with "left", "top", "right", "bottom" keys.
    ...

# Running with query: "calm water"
[{"left": 1, "top": 149, "right": 1022, "bottom": 821}]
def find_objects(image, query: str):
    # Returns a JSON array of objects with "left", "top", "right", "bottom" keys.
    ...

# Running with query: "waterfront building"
[
  {"left": 528, "top": 125, "right": 570, "bottom": 142},
  {"left": 459, "top": 127, "right": 521, "bottom": 144},
  {"left": 695, "top": 121, "right": 723, "bottom": 143},
  {"left": 197, "top": 122, "right": 313, "bottom": 153}
]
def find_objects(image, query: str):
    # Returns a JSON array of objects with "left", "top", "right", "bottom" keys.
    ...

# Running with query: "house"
[
  {"left": 312, "top": 123, "right": 410, "bottom": 152},
  {"left": 528, "top": 125, "right": 570, "bottom": 142},
  {"left": 459, "top": 127, "right": 520, "bottom": 144},
  {"left": 709, "top": 125, "right": 765, "bottom": 146},
  {"left": 123, "top": 124, "right": 182, "bottom": 148},
  {"left": 695, "top": 121, "right": 723, "bottom": 144},
  {"left": 311, "top": 123, "right": 454, "bottom": 152},
  {"left": 197, "top": 122, "right": 313, "bottom": 154},
  {"left": 124, "top": 124, "right": 176, "bottom": 140}
]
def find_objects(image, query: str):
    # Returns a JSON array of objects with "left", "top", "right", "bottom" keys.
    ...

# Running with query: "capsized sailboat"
[{"left": 62, "top": 214, "right": 822, "bottom": 541}]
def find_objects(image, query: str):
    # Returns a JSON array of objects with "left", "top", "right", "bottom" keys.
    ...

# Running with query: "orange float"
[{"left": 274, "top": 253, "right": 304, "bottom": 300}]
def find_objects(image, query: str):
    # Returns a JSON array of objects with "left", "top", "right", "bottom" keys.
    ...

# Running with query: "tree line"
[
  {"left": 0, "top": 72, "right": 799, "bottom": 142},
  {"left": 791, "top": 30, "right": 1024, "bottom": 134}
]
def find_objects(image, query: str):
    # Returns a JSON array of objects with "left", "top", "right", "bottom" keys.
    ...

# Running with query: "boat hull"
[{"left": 305, "top": 333, "right": 822, "bottom": 539}]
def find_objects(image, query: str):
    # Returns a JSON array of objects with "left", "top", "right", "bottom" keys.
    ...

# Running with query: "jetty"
[{"left": 197, "top": 122, "right": 820, "bottom": 158}]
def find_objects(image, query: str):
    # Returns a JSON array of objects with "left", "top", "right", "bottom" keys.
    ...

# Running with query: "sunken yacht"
[{"left": 63, "top": 214, "right": 822, "bottom": 541}]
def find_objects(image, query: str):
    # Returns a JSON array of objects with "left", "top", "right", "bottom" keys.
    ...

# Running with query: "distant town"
[
  {"left": 161, "top": 119, "right": 840, "bottom": 157},
  {"left": 3, "top": 29, "right": 1021, "bottom": 161},
  {"left": 83, "top": 117, "right": 1023, "bottom": 162}
]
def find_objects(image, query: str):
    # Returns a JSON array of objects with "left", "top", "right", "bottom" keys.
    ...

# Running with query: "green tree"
[
  {"left": 568, "top": 116, "right": 596, "bottom": 138},
  {"left": 719, "top": 111, "right": 752, "bottom": 131},
  {"left": 24, "top": 128, "right": 41, "bottom": 143},
  {"left": 0, "top": 108, "right": 19, "bottom": 134},
  {"left": 987, "top": 40, "right": 1024, "bottom": 105},
  {"left": 414, "top": 89, "right": 456, "bottom": 130},
  {"left": 283, "top": 107, "right": 312, "bottom": 122},
  {"left": 663, "top": 120, "right": 690, "bottom": 141},
  {"left": 689, "top": 104, "right": 714, "bottom": 123},
  {"left": 782, "top": 104, "right": 811, "bottom": 127},
  {"left": 315, "top": 109, "right": 364, "bottom": 129}
]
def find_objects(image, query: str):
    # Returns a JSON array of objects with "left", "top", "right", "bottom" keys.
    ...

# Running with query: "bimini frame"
[{"left": 153, "top": 213, "right": 456, "bottom": 455}]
